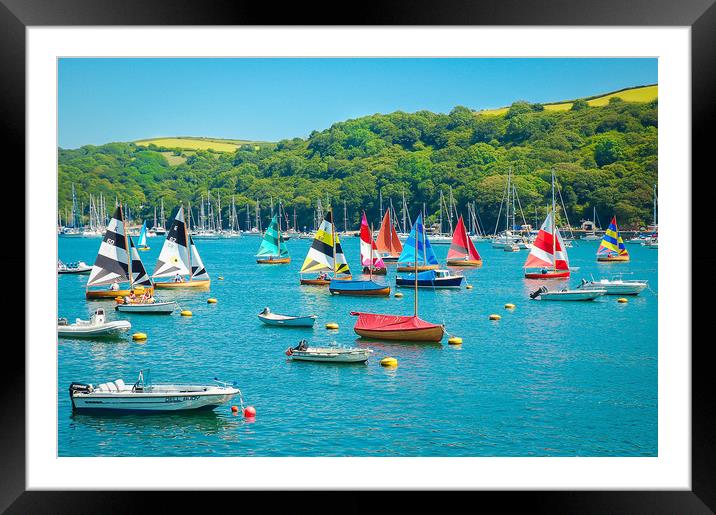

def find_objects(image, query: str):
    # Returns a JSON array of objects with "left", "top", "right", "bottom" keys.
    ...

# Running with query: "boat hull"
[
  {"left": 58, "top": 321, "right": 131, "bottom": 337},
  {"left": 446, "top": 259, "right": 482, "bottom": 267},
  {"left": 524, "top": 271, "right": 570, "bottom": 279},
  {"left": 258, "top": 314, "right": 317, "bottom": 327},
  {"left": 58, "top": 268, "right": 92, "bottom": 275},
  {"left": 300, "top": 275, "right": 352, "bottom": 286},
  {"left": 396, "top": 264, "right": 439, "bottom": 273},
  {"left": 289, "top": 348, "right": 371, "bottom": 363},
  {"left": 579, "top": 283, "right": 647, "bottom": 295},
  {"left": 362, "top": 267, "right": 387, "bottom": 275},
  {"left": 329, "top": 280, "right": 390, "bottom": 296},
  {"left": 115, "top": 301, "right": 177, "bottom": 314},
  {"left": 256, "top": 257, "right": 291, "bottom": 264},
  {"left": 86, "top": 287, "right": 154, "bottom": 299},
  {"left": 153, "top": 280, "right": 211, "bottom": 289},
  {"left": 597, "top": 255, "right": 630, "bottom": 262},
  {"left": 537, "top": 290, "right": 606, "bottom": 301},
  {"left": 70, "top": 391, "right": 237, "bottom": 412},
  {"left": 395, "top": 276, "right": 463, "bottom": 288},
  {"left": 354, "top": 326, "right": 445, "bottom": 342}
]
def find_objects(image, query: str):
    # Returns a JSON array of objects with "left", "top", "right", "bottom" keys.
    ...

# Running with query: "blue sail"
[
  {"left": 138, "top": 221, "right": 148, "bottom": 247},
  {"left": 256, "top": 215, "right": 290, "bottom": 258},
  {"left": 397, "top": 214, "right": 439, "bottom": 266}
]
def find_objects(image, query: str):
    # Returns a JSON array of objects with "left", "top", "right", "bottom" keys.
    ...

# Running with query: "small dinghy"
[
  {"left": 576, "top": 276, "right": 648, "bottom": 296},
  {"left": 396, "top": 269, "right": 463, "bottom": 289},
  {"left": 285, "top": 339, "right": 372, "bottom": 363},
  {"left": 258, "top": 307, "right": 317, "bottom": 327},
  {"left": 58, "top": 260, "right": 92, "bottom": 274},
  {"left": 69, "top": 369, "right": 241, "bottom": 413},
  {"left": 529, "top": 286, "right": 606, "bottom": 301},
  {"left": 57, "top": 308, "right": 131, "bottom": 337}
]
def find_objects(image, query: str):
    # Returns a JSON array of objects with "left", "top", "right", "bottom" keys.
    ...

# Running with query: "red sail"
[
  {"left": 447, "top": 215, "right": 481, "bottom": 261},
  {"left": 375, "top": 209, "right": 403, "bottom": 256}
]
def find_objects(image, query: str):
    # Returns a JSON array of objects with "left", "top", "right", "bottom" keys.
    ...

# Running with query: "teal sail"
[
  {"left": 256, "top": 215, "right": 290, "bottom": 258},
  {"left": 138, "top": 221, "right": 148, "bottom": 248},
  {"left": 397, "top": 214, "right": 438, "bottom": 266}
]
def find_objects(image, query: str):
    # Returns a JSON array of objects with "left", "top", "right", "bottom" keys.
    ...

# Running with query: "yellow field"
[
  {"left": 136, "top": 138, "right": 240, "bottom": 152},
  {"left": 477, "top": 84, "right": 658, "bottom": 116}
]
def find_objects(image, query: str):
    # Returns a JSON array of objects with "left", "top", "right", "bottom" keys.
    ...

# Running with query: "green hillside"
[{"left": 59, "top": 91, "right": 658, "bottom": 230}]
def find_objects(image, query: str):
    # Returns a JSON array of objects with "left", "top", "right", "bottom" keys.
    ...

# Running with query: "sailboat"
[
  {"left": 85, "top": 206, "right": 155, "bottom": 299},
  {"left": 523, "top": 171, "right": 571, "bottom": 279},
  {"left": 597, "top": 216, "right": 630, "bottom": 262},
  {"left": 396, "top": 214, "right": 439, "bottom": 273},
  {"left": 374, "top": 208, "right": 403, "bottom": 263},
  {"left": 151, "top": 206, "right": 211, "bottom": 289},
  {"left": 137, "top": 220, "right": 150, "bottom": 250},
  {"left": 360, "top": 212, "right": 387, "bottom": 275},
  {"left": 446, "top": 215, "right": 482, "bottom": 266},
  {"left": 256, "top": 214, "right": 290, "bottom": 264},
  {"left": 329, "top": 209, "right": 390, "bottom": 296},
  {"left": 299, "top": 211, "right": 351, "bottom": 285},
  {"left": 351, "top": 221, "right": 445, "bottom": 342}
]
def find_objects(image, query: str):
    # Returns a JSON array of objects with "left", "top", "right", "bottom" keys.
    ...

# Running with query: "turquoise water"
[{"left": 58, "top": 236, "right": 657, "bottom": 457}]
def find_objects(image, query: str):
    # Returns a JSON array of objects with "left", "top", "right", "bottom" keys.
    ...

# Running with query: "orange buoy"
[
  {"left": 231, "top": 405, "right": 239, "bottom": 413},
  {"left": 243, "top": 406, "right": 256, "bottom": 418}
]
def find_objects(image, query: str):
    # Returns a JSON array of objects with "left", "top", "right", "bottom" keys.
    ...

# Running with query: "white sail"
[
  {"left": 87, "top": 206, "right": 131, "bottom": 287},
  {"left": 152, "top": 206, "right": 191, "bottom": 278},
  {"left": 189, "top": 236, "right": 210, "bottom": 281}
]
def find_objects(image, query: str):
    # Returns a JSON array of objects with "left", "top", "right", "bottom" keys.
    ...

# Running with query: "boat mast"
[
  {"left": 185, "top": 205, "right": 193, "bottom": 282},
  {"left": 369, "top": 222, "right": 374, "bottom": 280},
  {"left": 552, "top": 170, "right": 557, "bottom": 272},
  {"left": 277, "top": 202, "right": 282, "bottom": 257},
  {"left": 121, "top": 204, "right": 133, "bottom": 288},
  {"left": 414, "top": 220, "right": 419, "bottom": 317},
  {"left": 653, "top": 184, "right": 658, "bottom": 228},
  {"left": 330, "top": 206, "right": 337, "bottom": 278}
]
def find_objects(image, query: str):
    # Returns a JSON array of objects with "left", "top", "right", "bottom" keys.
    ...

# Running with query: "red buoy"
[
  {"left": 231, "top": 405, "right": 239, "bottom": 413},
  {"left": 243, "top": 406, "right": 256, "bottom": 418}
]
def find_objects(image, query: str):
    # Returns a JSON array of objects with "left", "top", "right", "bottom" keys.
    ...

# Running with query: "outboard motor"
[
  {"left": 69, "top": 383, "right": 93, "bottom": 410},
  {"left": 529, "top": 286, "right": 548, "bottom": 299}
]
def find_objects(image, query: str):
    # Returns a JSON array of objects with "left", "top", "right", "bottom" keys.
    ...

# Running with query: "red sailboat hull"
[
  {"left": 351, "top": 312, "right": 445, "bottom": 342},
  {"left": 524, "top": 271, "right": 570, "bottom": 279}
]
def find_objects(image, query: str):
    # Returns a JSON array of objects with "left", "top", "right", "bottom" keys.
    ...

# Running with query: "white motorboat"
[
  {"left": 285, "top": 340, "right": 372, "bottom": 363},
  {"left": 582, "top": 233, "right": 602, "bottom": 241},
  {"left": 58, "top": 308, "right": 131, "bottom": 337},
  {"left": 626, "top": 236, "right": 648, "bottom": 245},
  {"left": 116, "top": 300, "right": 177, "bottom": 314},
  {"left": 643, "top": 237, "right": 658, "bottom": 249},
  {"left": 503, "top": 243, "right": 521, "bottom": 252},
  {"left": 529, "top": 286, "right": 606, "bottom": 301},
  {"left": 577, "top": 277, "right": 648, "bottom": 296},
  {"left": 57, "top": 260, "right": 92, "bottom": 274},
  {"left": 69, "top": 370, "right": 241, "bottom": 413}
]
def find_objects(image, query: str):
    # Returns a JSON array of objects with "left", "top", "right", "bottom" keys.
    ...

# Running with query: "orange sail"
[
  {"left": 447, "top": 215, "right": 481, "bottom": 264},
  {"left": 375, "top": 208, "right": 402, "bottom": 257}
]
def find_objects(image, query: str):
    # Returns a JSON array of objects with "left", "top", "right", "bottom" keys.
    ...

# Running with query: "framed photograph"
[{"left": 5, "top": 0, "right": 712, "bottom": 511}]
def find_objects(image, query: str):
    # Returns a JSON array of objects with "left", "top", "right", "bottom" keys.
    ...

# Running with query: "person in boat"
[
  {"left": 541, "top": 268, "right": 548, "bottom": 275},
  {"left": 317, "top": 272, "right": 328, "bottom": 281},
  {"left": 261, "top": 307, "right": 271, "bottom": 315},
  {"left": 294, "top": 339, "right": 308, "bottom": 351},
  {"left": 173, "top": 273, "right": 184, "bottom": 283},
  {"left": 109, "top": 280, "right": 120, "bottom": 291},
  {"left": 129, "top": 290, "right": 137, "bottom": 303}
]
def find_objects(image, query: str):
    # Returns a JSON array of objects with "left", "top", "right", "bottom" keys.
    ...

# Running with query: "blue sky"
[{"left": 58, "top": 58, "right": 657, "bottom": 149}]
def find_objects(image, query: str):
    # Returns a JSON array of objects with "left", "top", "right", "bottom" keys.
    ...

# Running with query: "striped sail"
[
  {"left": 447, "top": 215, "right": 481, "bottom": 261},
  {"left": 129, "top": 236, "right": 153, "bottom": 286},
  {"left": 152, "top": 206, "right": 192, "bottom": 278},
  {"left": 397, "top": 214, "right": 439, "bottom": 266},
  {"left": 359, "top": 212, "right": 386, "bottom": 269},
  {"left": 523, "top": 210, "right": 569, "bottom": 270},
  {"left": 86, "top": 206, "right": 131, "bottom": 287},
  {"left": 597, "top": 216, "right": 629, "bottom": 257},
  {"left": 138, "top": 221, "right": 148, "bottom": 247},
  {"left": 189, "top": 235, "right": 210, "bottom": 280},
  {"left": 300, "top": 212, "right": 350, "bottom": 274},
  {"left": 257, "top": 215, "right": 290, "bottom": 258}
]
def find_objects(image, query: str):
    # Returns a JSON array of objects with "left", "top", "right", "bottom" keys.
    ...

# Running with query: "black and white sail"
[
  {"left": 129, "top": 236, "right": 153, "bottom": 287},
  {"left": 86, "top": 206, "right": 130, "bottom": 287},
  {"left": 152, "top": 206, "right": 192, "bottom": 278},
  {"left": 189, "top": 235, "right": 210, "bottom": 281}
]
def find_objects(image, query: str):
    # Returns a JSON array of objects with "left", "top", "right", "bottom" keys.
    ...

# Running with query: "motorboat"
[
  {"left": 57, "top": 260, "right": 92, "bottom": 274},
  {"left": 115, "top": 298, "right": 177, "bottom": 314},
  {"left": 643, "top": 237, "right": 658, "bottom": 249},
  {"left": 395, "top": 269, "right": 463, "bottom": 289},
  {"left": 69, "top": 370, "right": 241, "bottom": 413},
  {"left": 503, "top": 244, "right": 521, "bottom": 252},
  {"left": 258, "top": 307, "right": 317, "bottom": 327},
  {"left": 285, "top": 340, "right": 372, "bottom": 363},
  {"left": 529, "top": 286, "right": 606, "bottom": 301},
  {"left": 57, "top": 308, "right": 131, "bottom": 337},
  {"left": 577, "top": 277, "right": 648, "bottom": 296}
]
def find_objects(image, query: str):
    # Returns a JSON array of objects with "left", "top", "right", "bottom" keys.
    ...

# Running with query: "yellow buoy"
[
  {"left": 180, "top": 310, "right": 193, "bottom": 317},
  {"left": 218, "top": 276, "right": 224, "bottom": 280},
  {"left": 132, "top": 332, "right": 147, "bottom": 341},
  {"left": 380, "top": 357, "right": 398, "bottom": 367},
  {"left": 617, "top": 297, "right": 628, "bottom": 303},
  {"left": 466, "top": 285, "right": 473, "bottom": 289},
  {"left": 394, "top": 292, "right": 404, "bottom": 298},
  {"left": 448, "top": 336, "right": 463, "bottom": 345},
  {"left": 505, "top": 303, "right": 515, "bottom": 309},
  {"left": 326, "top": 322, "right": 339, "bottom": 330},
  {"left": 207, "top": 298, "right": 217, "bottom": 304},
  {"left": 489, "top": 314, "right": 501, "bottom": 321}
]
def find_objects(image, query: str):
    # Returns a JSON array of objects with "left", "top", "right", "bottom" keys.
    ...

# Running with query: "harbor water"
[{"left": 58, "top": 236, "right": 657, "bottom": 457}]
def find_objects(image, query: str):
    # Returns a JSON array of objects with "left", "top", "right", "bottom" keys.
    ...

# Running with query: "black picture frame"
[{"left": 4, "top": 0, "right": 712, "bottom": 512}]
